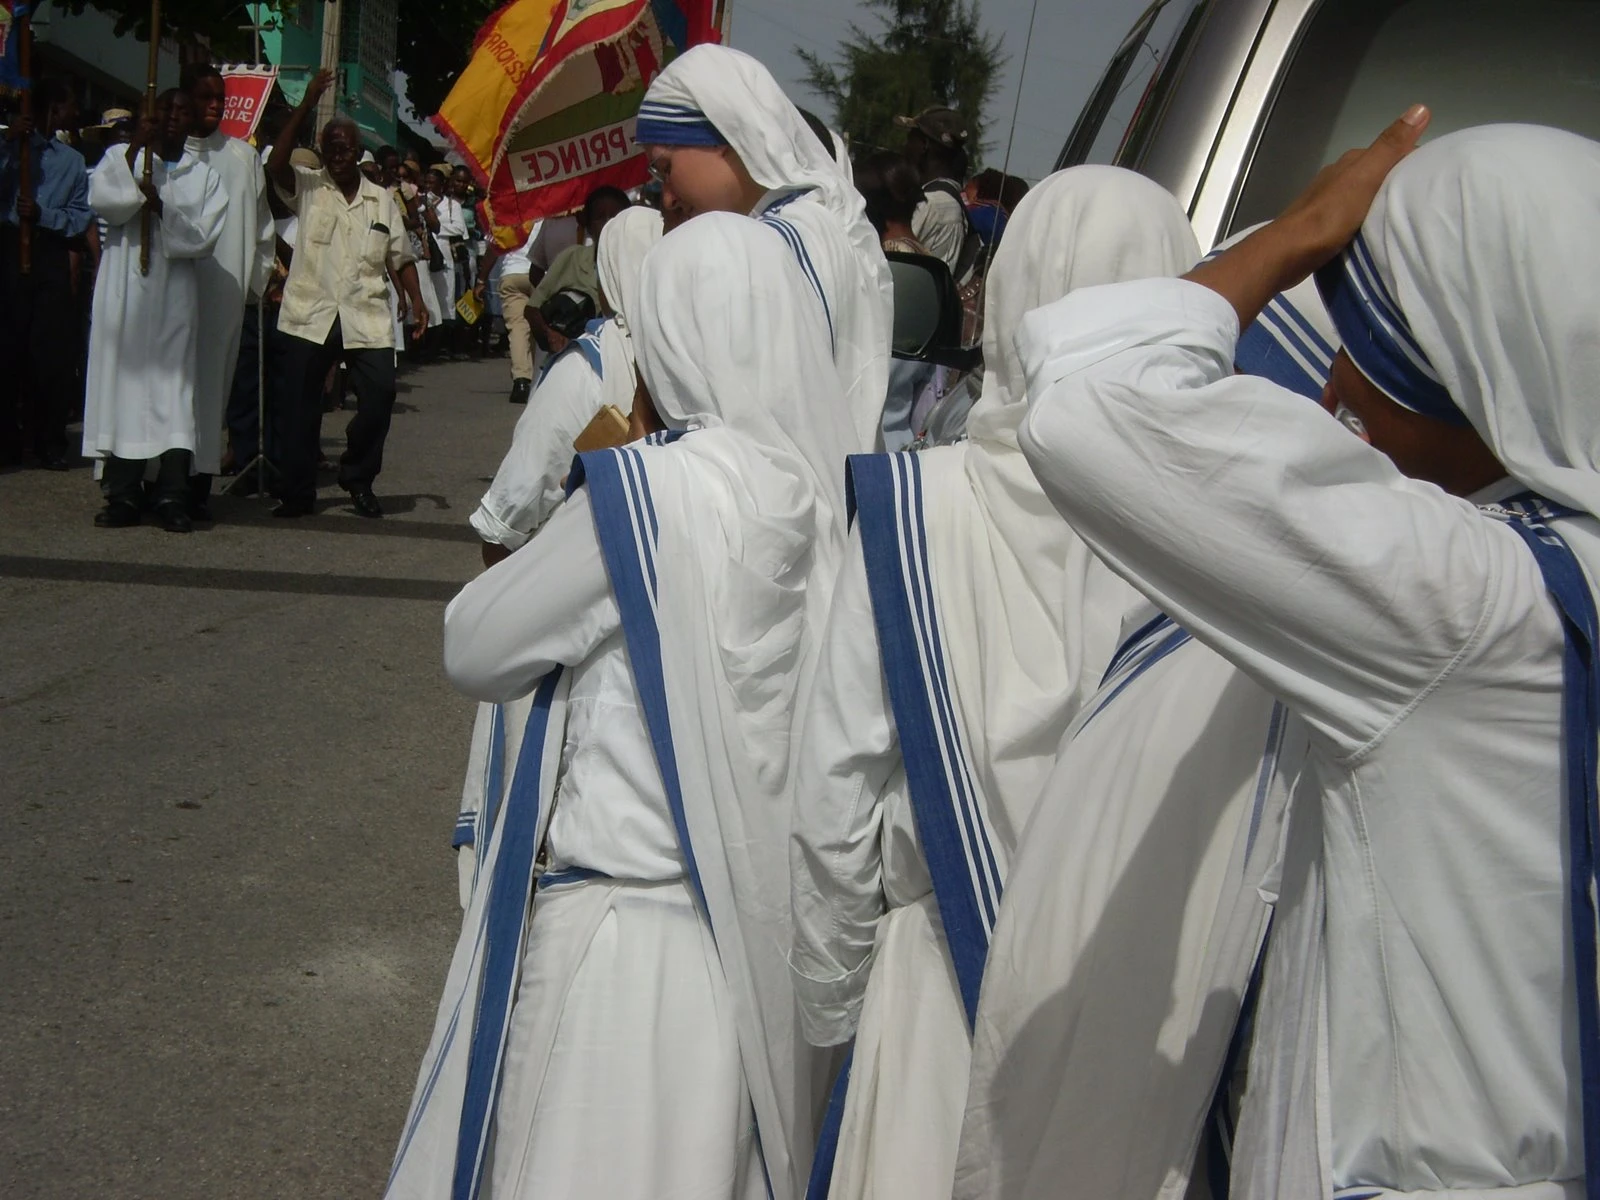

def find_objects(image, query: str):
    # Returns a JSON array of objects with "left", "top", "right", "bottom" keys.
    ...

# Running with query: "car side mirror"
[{"left": 887, "top": 251, "right": 982, "bottom": 371}]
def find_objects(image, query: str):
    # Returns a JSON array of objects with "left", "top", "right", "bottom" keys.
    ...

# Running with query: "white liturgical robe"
[
  {"left": 187, "top": 129, "right": 274, "bottom": 463},
  {"left": 83, "top": 148, "right": 226, "bottom": 468}
]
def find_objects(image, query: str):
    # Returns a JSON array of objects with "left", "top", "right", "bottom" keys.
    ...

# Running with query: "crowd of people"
[
  {"left": 0, "top": 64, "right": 557, "bottom": 526},
  {"left": 377, "top": 39, "right": 1600, "bottom": 1200}
]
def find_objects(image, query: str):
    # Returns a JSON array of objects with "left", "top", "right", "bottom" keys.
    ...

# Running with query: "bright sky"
[{"left": 724, "top": 0, "right": 1153, "bottom": 182}]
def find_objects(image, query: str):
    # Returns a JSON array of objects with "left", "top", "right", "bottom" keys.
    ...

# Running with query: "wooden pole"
[
  {"left": 139, "top": 0, "right": 161, "bottom": 276},
  {"left": 17, "top": 7, "right": 32, "bottom": 275}
]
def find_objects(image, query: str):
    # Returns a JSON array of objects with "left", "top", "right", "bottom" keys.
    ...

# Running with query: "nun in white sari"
[
  {"left": 387, "top": 212, "right": 856, "bottom": 1200},
  {"left": 1012, "top": 123, "right": 1600, "bottom": 1200},
  {"left": 786, "top": 167, "right": 1200, "bottom": 1200},
  {"left": 637, "top": 43, "right": 892, "bottom": 450},
  {"left": 452, "top": 207, "right": 665, "bottom": 906},
  {"left": 951, "top": 271, "right": 1338, "bottom": 1200}
]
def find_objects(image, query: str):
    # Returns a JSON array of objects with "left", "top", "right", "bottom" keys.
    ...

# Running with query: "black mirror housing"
[{"left": 887, "top": 251, "right": 982, "bottom": 371}]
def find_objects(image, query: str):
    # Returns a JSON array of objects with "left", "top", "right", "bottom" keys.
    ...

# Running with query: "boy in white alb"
[{"left": 83, "top": 90, "right": 226, "bottom": 533}]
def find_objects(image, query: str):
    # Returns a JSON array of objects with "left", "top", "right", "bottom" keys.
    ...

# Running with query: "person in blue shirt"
[{"left": 0, "top": 79, "right": 91, "bottom": 470}]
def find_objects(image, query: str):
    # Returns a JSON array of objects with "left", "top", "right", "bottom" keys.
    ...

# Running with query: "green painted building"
[{"left": 252, "top": 1, "right": 399, "bottom": 148}]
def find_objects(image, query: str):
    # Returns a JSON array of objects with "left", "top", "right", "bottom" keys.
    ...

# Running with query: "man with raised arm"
[{"left": 265, "top": 69, "right": 428, "bottom": 519}]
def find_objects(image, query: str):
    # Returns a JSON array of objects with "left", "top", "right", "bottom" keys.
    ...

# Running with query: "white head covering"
[
  {"left": 584, "top": 205, "right": 664, "bottom": 417},
  {"left": 639, "top": 44, "right": 877, "bottom": 272},
  {"left": 626, "top": 212, "right": 859, "bottom": 1196},
  {"left": 1319, "top": 124, "right": 1600, "bottom": 520},
  {"left": 595, "top": 205, "right": 663, "bottom": 333},
  {"left": 969, "top": 166, "right": 1203, "bottom": 447},
  {"left": 636, "top": 210, "right": 858, "bottom": 528},
  {"left": 638, "top": 46, "right": 892, "bottom": 449},
  {"left": 909, "top": 166, "right": 1201, "bottom": 844}
]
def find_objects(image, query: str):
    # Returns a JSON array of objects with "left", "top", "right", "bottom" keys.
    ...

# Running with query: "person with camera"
[
  {"left": 264, "top": 69, "right": 430, "bottom": 520},
  {"left": 524, "top": 185, "right": 630, "bottom": 358}
]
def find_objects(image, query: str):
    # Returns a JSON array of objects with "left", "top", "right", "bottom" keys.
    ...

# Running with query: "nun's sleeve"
[
  {"left": 1015, "top": 275, "right": 1540, "bottom": 758},
  {"left": 471, "top": 354, "right": 602, "bottom": 549},
  {"left": 444, "top": 489, "right": 619, "bottom": 703},
  {"left": 789, "top": 529, "right": 900, "bottom": 1046}
]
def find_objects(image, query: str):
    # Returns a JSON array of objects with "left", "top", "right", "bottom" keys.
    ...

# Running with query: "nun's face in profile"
[
  {"left": 1320, "top": 348, "right": 1503, "bottom": 497},
  {"left": 645, "top": 143, "right": 747, "bottom": 219}
]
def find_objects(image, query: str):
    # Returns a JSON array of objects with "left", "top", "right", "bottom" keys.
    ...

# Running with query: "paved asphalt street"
[{"left": 0, "top": 356, "right": 521, "bottom": 1197}]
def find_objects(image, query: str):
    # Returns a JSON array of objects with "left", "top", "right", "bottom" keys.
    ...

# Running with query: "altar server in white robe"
[
  {"left": 787, "top": 166, "right": 1199, "bottom": 1200},
  {"left": 453, "top": 206, "right": 664, "bottom": 907},
  {"left": 183, "top": 62, "right": 275, "bottom": 511},
  {"left": 387, "top": 213, "right": 858, "bottom": 1200},
  {"left": 83, "top": 89, "right": 226, "bottom": 533},
  {"left": 951, "top": 276, "right": 1340, "bottom": 1200},
  {"left": 637, "top": 43, "right": 893, "bottom": 450},
  {"left": 1013, "top": 113, "right": 1600, "bottom": 1199}
]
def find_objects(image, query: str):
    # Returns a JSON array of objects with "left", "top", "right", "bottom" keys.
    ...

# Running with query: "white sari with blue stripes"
[
  {"left": 948, "top": 278, "right": 1335, "bottom": 1200},
  {"left": 1010, "top": 126, "right": 1600, "bottom": 1200},
  {"left": 789, "top": 169, "right": 1208, "bottom": 1200}
]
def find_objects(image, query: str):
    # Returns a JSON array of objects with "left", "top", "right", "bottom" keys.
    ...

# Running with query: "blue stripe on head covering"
[
  {"left": 1314, "top": 234, "right": 1469, "bottom": 426},
  {"left": 635, "top": 101, "right": 728, "bottom": 148}
]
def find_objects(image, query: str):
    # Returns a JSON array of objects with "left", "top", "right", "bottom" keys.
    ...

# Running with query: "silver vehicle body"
[{"left": 1061, "top": 0, "right": 1600, "bottom": 250}]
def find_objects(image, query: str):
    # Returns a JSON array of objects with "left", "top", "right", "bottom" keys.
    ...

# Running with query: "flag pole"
[
  {"left": 17, "top": 4, "right": 32, "bottom": 275},
  {"left": 139, "top": 0, "right": 161, "bottom": 276}
]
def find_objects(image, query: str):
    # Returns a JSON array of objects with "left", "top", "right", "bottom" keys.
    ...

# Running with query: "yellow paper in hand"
[{"left": 455, "top": 290, "right": 486, "bottom": 325}]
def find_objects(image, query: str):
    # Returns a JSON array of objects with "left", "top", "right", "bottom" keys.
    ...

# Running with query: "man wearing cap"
[{"left": 895, "top": 105, "right": 971, "bottom": 276}]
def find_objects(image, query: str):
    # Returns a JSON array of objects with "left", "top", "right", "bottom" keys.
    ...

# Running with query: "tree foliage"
[
  {"left": 396, "top": 0, "right": 498, "bottom": 119},
  {"left": 57, "top": 0, "right": 256, "bottom": 59},
  {"left": 799, "top": 0, "right": 1004, "bottom": 164}
]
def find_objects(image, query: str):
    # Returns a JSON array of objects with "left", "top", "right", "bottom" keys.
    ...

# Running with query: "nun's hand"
[
  {"left": 1184, "top": 105, "right": 1429, "bottom": 329},
  {"left": 1276, "top": 104, "right": 1430, "bottom": 268}
]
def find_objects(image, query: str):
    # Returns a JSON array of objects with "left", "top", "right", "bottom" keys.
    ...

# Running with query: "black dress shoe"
[
  {"left": 188, "top": 501, "right": 213, "bottom": 522},
  {"left": 94, "top": 501, "right": 141, "bottom": 528},
  {"left": 509, "top": 378, "right": 532, "bottom": 405},
  {"left": 347, "top": 487, "right": 383, "bottom": 518},
  {"left": 272, "top": 497, "right": 316, "bottom": 519},
  {"left": 38, "top": 455, "right": 70, "bottom": 472},
  {"left": 153, "top": 500, "right": 194, "bottom": 533}
]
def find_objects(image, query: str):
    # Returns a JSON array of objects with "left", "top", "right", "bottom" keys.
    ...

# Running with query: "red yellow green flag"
[{"left": 435, "top": 0, "right": 719, "bottom": 241}]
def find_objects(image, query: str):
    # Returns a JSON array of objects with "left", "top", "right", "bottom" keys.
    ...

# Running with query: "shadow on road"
[{"left": 0, "top": 554, "right": 462, "bottom": 602}]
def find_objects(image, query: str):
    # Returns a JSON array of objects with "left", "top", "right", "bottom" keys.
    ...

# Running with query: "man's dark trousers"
[
  {"left": 0, "top": 223, "right": 76, "bottom": 464},
  {"left": 275, "top": 317, "right": 395, "bottom": 508}
]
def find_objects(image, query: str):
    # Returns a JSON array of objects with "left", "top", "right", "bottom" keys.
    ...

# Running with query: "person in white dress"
[
  {"left": 787, "top": 166, "right": 1200, "bottom": 1200},
  {"left": 82, "top": 89, "right": 226, "bottom": 533},
  {"left": 951, "top": 275, "right": 1340, "bottom": 1200},
  {"left": 636, "top": 43, "right": 893, "bottom": 450},
  {"left": 387, "top": 213, "right": 859, "bottom": 1200},
  {"left": 426, "top": 168, "right": 468, "bottom": 347},
  {"left": 452, "top": 206, "right": 665, "bottom": 908},
  {"left": 1013, "top": 112, "right": 1600, "bottom": 1199},
  {"left": 181, "top": 62, "right": 275, "bottom": 516}
]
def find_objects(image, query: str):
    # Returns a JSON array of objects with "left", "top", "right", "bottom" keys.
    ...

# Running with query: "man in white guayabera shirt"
[
  {"left": 1014, "top": 108, "right": 1600, "bottom": 1199},
  {"left": 265, "top": 70, "right": 429, "bottom": 519}
]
